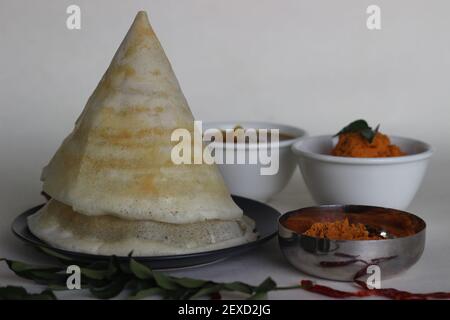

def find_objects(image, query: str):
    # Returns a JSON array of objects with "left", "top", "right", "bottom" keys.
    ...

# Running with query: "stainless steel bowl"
[{"left": 278, "top": 205, "right": 426, "bottom": 281}]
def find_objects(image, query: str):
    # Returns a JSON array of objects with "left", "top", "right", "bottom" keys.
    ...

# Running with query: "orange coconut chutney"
[{"left": 332, "top": 132, "right": 406, "bottom": 158}]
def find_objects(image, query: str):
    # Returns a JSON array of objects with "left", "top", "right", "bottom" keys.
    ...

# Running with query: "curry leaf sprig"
[
  {"left": 6, "top": 247, "right": 444, "bottom": 300},
  {"left": 334, "top": 119, "right": 380, "bottom": 143},
  {"left": 0, "top": 285, "right": 56, "bottom": 300},
  {"left": 0, "top": 247, "right": 286, "bottom": 300}
]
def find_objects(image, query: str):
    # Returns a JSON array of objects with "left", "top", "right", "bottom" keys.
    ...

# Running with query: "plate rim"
[{"left": 11, "top": 195, "right": 279, "bottom": 264}]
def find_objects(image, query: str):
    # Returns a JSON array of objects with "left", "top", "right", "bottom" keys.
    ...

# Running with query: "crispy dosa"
[
  {"left": 29, "top": 200, "right": 257, "bottom": 256},
  {"left": 40, "top": 11, "right": 242, "bottom": 224}
]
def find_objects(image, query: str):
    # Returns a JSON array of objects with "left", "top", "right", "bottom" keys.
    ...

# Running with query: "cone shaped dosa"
[{"left": 40, "top": 11, "right": 242, "bottom": 224}]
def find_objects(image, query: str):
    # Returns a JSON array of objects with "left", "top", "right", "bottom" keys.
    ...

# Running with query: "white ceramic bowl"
[
  {"left": 291, "top": 135, "right": 433, "bottom": 210},
  {"left": 203, "top": 121, "right": 307, "bottom": 202}
]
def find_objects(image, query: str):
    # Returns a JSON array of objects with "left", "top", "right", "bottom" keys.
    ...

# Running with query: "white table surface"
[
  {"left": 1, "top": 162, "right": 449, "bottom": 299},
  {"left": 2, "top": 0, "right": 450, "bottom": 300}
]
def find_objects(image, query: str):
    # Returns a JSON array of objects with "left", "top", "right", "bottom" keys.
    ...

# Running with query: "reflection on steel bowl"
[{"left": 278, "top": 205, "right": 426, "bottom": 281}]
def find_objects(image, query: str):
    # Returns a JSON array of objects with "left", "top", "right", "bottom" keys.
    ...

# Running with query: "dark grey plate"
[{"left": 12, "top": 196, "right": 279, "bottom": 270}]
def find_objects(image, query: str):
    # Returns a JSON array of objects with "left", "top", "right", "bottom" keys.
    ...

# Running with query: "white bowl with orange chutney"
[{"left": 291, "top": 135, "right": 433, "bottom": 210}]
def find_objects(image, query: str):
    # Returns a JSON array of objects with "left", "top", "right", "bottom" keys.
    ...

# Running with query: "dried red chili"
[
  {"left": 319, "top": 259, "right": 367, "bottom": 268},
  {"left": 300, "top": 280, "right": 371, "bottom": 298},
  {"left": 300, "top": 279, "right": 450, "bottom": 300},
  {"left": 210, "top": 292, "right": 222, "bottom": 300}
]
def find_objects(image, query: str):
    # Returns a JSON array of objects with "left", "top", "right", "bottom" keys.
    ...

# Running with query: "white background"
[{"left": 1, "top": 0, "right": 449, "bottom": 299}]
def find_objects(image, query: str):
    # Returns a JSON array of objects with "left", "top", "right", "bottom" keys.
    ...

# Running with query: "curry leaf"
[
  {"left": 189, "top": 284, "right": 224, "bottom": 300},
  {"left": 1, "top": 249, "right": 300, "bottom": 300},
  {"left": 90, "top": 275, "right": 130, "bottom": 299},
  {"left": 4, "top": 259, "right": 65, "bottom": 285},
  {"left": 164, "top": 288, "right": 194, "bottom": 300},
  {"left": 48, "top": 283, "right": 74, "bottom": 291},
  {"left": 0, "top": 286, "right": 57, "bottom": 300},
  {"left": 334, "top": 119, "right": 370, "bottom": 136},
  {"left": 223, "top": 281, "right": 254, "bottom": 294},
  {"left": 129, "top": 258, "right": 153, "bottom": 279},
  {"left": 255, "top": 277, "right": 277, "bottom": 292},
  {"left": 128, "top": 287, "right": 164, "bottom": 300},
  {"left": 248, "top": 277, "right": 277, "bottom": 300},
  {"left": 335, "top": 119, "right": 381, "bottom": 143},
  {"left": 173, "top": 277, "right": 209, "bottom": 289},
  {"left": 81, "top": 267, "right": 112, "bottom": 280},
  {"left": 360, "top": 128, "right": 376, "bottom": 143},
  {"left": 7, "top": 260, "right": 61, "bottom": 274},
  {"left": 25, "top": 270, "right": 66, "bottom": 282},
  {"left": 153, "top": 271, "right": 179, "bottom": 290}
]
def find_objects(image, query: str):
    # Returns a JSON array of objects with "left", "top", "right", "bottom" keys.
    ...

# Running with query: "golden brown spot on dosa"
[
  {"left": 135, "top": 174, "right": 158, "bottom": 195},
  {"left": 98, "top": 129, "right": 133, "bottom": 140},
  {"left": 123, "top": 43, "right": 151, "bottom": 59},
  {"left": 111, "top": 64, "right": 136, "bottom": 78},
  {"left": 134, "top": 128, "right": 166, "bottom": 138},
  {"left": 135, "top": 20, "right": 155, "bottom": 38},
  {"left": 101, "top": 106, "right": 164, "bottom": 116},
  {"left": 93, "top": 64, "right": 135, "bottom": 97},
  {"left": 94, "top": 128, "right": 173, "bottom": 142},
  {"left": 152, "top": 91, "right": 170, "bottom": 99},
  {"left": 84, "top": 156, "right": 156, "bottom": 170}
]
